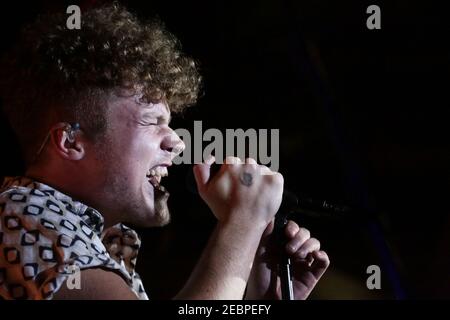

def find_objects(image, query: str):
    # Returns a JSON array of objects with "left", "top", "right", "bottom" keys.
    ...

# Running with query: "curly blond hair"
[{"left": 0, "top": 2, "right": 201, "bottom": 165}]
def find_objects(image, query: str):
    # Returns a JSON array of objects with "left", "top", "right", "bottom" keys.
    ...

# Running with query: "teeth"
[{"left": 146, "top": 166, "right": 168, "bottom": 178}]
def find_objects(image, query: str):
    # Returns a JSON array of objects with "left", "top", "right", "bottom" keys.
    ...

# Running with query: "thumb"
[{"left": 193, "top": 155, "right": 216, "bottom": 192}]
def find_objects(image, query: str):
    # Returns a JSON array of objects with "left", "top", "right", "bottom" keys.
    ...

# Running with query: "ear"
[{"left": 49, "top": 123, "right": 85, "bottom": 161}]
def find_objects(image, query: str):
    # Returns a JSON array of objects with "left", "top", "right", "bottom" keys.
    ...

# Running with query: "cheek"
[
  {"left": 107, "top": 128, "right": 161, "bottom": 166},
  {"left": 124, "top": 137, "right": 160, "bottom": 171},
  {"left": 135, "top": 131, "right": 161, "bottom": 155}
]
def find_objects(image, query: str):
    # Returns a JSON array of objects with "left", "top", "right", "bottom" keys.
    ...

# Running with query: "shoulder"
[
  {"left": 53, "top": 268, "right": 138, "bottom": 300},
  {"left": 0, "top": 185, "right": 133, "bottom": 299},
  {"left": 0, "top": 185, "right": 100, "bottom": 252}
]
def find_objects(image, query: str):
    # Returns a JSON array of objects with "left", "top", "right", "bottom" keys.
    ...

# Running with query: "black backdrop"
[{"left": 1, "top": 0, "right": 449, "bottom": 299}]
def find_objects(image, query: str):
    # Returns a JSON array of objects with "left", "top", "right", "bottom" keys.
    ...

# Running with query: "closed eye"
[
  {"left": 142, "top": 117, "right": 168, "bottom": 126},
  {"left": 140, "top": 110, "right": 171, "bottom": 126}
]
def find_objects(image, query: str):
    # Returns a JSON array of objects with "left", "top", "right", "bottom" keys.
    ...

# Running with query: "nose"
[{"left": 161, "top": 128, "right": 185, "bottom": 159}]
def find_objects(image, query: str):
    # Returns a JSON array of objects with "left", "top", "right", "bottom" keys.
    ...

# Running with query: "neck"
[{"left": 25, "top": 164, "right": 121, "bottom": 228}]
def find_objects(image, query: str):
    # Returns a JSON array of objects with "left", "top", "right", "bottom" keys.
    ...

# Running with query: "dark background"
[{"left": 1, "top": 0, "right": 449, "bottom": 299}]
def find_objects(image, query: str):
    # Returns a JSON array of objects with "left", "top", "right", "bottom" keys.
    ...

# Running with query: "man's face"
[{"left": 90, "top": 94, "right": 184, "bottom": 227}]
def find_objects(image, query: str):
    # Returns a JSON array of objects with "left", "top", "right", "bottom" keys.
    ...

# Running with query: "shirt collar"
[{"left": 1, "top": 176, "right": 105, "bottom": 235}]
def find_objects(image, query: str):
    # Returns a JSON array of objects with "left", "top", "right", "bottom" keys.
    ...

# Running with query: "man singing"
[{"left": 0, "top": 3, "right": 329, "bottom": 299}]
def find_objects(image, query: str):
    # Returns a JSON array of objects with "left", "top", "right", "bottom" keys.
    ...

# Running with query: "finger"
[
  {"left": 311, "top": 250, "right": 330, "bottom": 269},
  {"left": 285, "top": 227, "right": 310, "bottom": 255},
  {"left": 244, "top": 159, "right": 258, "bottom": 175},
  {"left": 193, "top": 155, "right": 216, "bottom": 191},
  {"left": 310, "top": 250, "right": 330, "bottom": 279},
  {"left": 257, "top": 165, "right": 272, "bottom": 176},
  {"left": 294, "top": 237, "right": 320, "bottom": 259},
  {"left": 204, "top": 154, "right": 216, "bottom": 166},
  {"left": 285, "top": 220, "right": 300, "bottom": 238},
  {"left": 224, "top": 156, "right": 242, "bottom": 165},
  {"left": 266, "top": 171, "right": 284, "bottom": 188}
]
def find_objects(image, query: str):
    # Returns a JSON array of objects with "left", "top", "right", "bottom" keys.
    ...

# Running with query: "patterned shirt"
[{"left": 0, "top": 176, "right": 148, "bottom": 300}]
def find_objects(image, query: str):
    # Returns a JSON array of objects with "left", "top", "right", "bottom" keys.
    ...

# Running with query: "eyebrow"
[{"left": 142, "top": 110, "right": 171, "bottom": 124}]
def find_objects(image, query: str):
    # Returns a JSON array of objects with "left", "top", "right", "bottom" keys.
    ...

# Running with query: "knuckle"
[
  {"left": 256, "top": 165, "right": 270, "bottom": 176},
  {"left": 224, "top": 156, "right": 241, "bottom": 164},
  {"left": 287, "top": 221, "right": 299, "bottom": 233},
  {"left": 266, "top": 172, "right": 283, "bottom": 184},
  {"left": 299, "top": 227, "right": 310, "bottom": 239},
  {"left": 312, "top": 238, "right": 321, "bottom": 248},
  {"left": 319, "top": 251, "right": 330, "bottom": 266},
  {"left": 243, "top": 163, "right": 257, "bottom": 172},
  {"left": 272, "top": 172, "right": 284, "bottom": 185}
]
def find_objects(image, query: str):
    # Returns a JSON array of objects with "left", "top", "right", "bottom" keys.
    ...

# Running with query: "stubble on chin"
[{"left": 153, "top": 189, "right": 171, "bottom": 226}]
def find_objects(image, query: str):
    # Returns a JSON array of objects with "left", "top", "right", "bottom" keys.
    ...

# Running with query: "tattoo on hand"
[{"left": 240, "top": 172, "right": 253, "bottom": 187}]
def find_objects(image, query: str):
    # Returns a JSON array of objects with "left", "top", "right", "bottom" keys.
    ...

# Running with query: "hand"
[
  {"left": 193, "top": 156, "right": 284, "bottom": 229},
  {"left": 246, "top": 220, "right": 330, "bottom": 300},
  {"left": 178, "top": 157, "right": 284, "bottom": 299}
]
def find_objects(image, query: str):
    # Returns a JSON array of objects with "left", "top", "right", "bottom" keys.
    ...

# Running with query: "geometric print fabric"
[{"left": 0, "top": 176, "right": 148, "bottom": 299}]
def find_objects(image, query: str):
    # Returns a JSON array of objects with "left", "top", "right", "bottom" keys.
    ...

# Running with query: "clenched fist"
[{"left": 193, "top": 156, "right": 284, "bottom": 229}]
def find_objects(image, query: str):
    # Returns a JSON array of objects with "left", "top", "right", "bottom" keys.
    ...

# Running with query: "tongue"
[{"left": 149, "top": 176, "right": 160, "bottom": 188}]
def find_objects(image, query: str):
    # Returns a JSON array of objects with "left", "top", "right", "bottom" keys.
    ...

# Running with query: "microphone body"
[{"left": 186, "top": 163, "right": 367, "bottom": 221}]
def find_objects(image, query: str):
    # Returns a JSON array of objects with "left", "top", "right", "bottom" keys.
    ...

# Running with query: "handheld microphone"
[
  {"left": 185, "top": 163, "right": 368, "bottom": 221},
  {"left": 185, "top": 162, "right": 370, "bottom": 300}
]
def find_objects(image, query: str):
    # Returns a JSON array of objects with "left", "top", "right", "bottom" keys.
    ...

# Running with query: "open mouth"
[{"left": 146, "top": 165, "right": 168, "bottom": 193}]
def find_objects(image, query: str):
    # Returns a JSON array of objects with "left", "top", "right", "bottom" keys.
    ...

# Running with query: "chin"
[
  {"left": 153, "top": 211, "right": 171, "bottom": 227},
  {"left": 133, "top": 197, "right": 171, "bottom": 228},
  {"left": 137, "top": 211, "right": 171, "bottom": 228},
  {"left": 152, "top": 193, "right": 171, "bottom": 226},
  {"left": 125, "top": 208, "right": 170, "bottom": 228},
  {"left": 127, "top": 178, "right": 171, "bottom": 228},
  {"left": 150, "top": 183, "right": 171, "bottom": 226}
]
